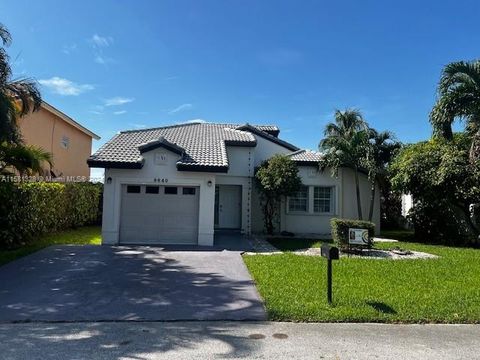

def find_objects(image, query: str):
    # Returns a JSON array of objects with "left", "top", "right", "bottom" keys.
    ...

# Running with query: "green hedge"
[
  {"left": 330, "top": 218, "right": 375, "bottom": 249},
  {"left": 0, "top": 182, "right": 102, "bottom": 249}
]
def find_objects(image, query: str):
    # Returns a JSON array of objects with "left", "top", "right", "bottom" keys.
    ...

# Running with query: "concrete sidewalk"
[{"left": 0, "top": 321, "right": 478, "bottom": 359}]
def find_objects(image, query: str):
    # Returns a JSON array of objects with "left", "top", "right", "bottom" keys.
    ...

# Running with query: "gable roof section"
[
  {"left": 288, "top": 149, "right": 323, "bottom": 166},
  {"left": 88, "top": 122, "right": 300, "bottom": 172},
  {"left": 41, "top": 102, "right": 100, "bottom": 140},
  {"left": 253, "top": 125, "right": 280, "bottom": 137},
  {"left": 138, "top": 136, "right": 185, "bottom": 155},
  {"left": 88, "top": 123, "right": 258, "bottom": 172},
  {"left": 235, "top": 124, "right": 299, "bottom": 151}
]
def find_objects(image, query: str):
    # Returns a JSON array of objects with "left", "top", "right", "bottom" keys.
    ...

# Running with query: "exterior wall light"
[
  {"left": 207, "top": 180, "right": 213, "bottom": 187},
  {"left": 106, "top": 177, "right": 112, "bottom": 184}
]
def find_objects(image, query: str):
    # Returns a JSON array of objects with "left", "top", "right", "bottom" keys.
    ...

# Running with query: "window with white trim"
[
  {"left": 314, "top": 186, "right": 334, "bottom": 213},
  {"left": 288, "top": 185, "right": 309, "bottom": 212}
]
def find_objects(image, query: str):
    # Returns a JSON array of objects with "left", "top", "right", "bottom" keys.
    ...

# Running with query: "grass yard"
[
  {"left": 380, "top": 229, "right": 415, "bottom": 242},
  {"left": 0, "top": 226, "right": 101, "bottom": 267},
  {"left": 244, "top": 240, "right": 480, "bottom": 323}
]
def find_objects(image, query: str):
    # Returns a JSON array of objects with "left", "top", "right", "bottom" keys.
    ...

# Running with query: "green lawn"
[
  {"left": 244, "top": 240, "right": 480, "bottom": 323},
  {"left": 0, "top": 226, "right": 101, "bottom": 267}
]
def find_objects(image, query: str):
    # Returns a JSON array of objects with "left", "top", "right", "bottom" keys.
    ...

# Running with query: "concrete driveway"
[{"left": 0, "top": 246, "right": 266, "bottom": 322}]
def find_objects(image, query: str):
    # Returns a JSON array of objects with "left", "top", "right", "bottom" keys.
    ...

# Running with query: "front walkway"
[
  {"left": 0, "top": 245, "right": 266, "bottom": 322},
  {"left": 0, "top": 321, "right": 477, "bottom": 359}
]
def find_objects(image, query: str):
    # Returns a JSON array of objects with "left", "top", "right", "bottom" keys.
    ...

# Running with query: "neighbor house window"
[
  {"left": 314, "top": 186, "right": 334, "bottom": 213},
  {"left": 288, "top": 185, "right": 308, "bottom": 212},
  {"left": 60, "top": 135, "right": 70, "bottom": 149},
  {"left": 164, "top": 186, "right": 178, "bottom": 195}
]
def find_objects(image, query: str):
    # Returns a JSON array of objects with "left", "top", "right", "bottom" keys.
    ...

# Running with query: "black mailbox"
[{"left": 321, "top": 244, "right": 339, "bottom": 260}]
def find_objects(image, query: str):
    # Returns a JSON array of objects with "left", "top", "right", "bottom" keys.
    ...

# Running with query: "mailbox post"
[{"left": 321, "top": 244, "right": 339, "bottom": 305}]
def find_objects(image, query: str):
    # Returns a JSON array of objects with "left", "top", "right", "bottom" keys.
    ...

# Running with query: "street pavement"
[{"left": 0, "top": 321, "right": 478, "bottom": 359}]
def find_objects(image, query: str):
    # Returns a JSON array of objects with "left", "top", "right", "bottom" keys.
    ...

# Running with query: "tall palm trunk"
[
  {"left": 368, "top": 180, "right": 375, "bottom": 221},
  {"left": 354, "top": 166, "right": 363, "bottom": 220},
  {"left": 469, "top": 130, "right": 480, "bottom": 163}
]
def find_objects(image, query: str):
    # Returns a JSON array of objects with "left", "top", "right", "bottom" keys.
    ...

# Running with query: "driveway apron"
[{"left": 0, "top": 245, "right": 266, "bottom": 322}]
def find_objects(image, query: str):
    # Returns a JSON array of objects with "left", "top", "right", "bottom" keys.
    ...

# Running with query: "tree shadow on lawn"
[{"left": 366, "top": 301, "right": 397, "bottom": 315}]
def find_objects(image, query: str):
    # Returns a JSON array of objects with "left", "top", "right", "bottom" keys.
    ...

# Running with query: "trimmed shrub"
[
  {"left": 0, "top": 182, "right": 102, "bottom": 249},
  {"left": 330, "top": 218, "right": 375, "bottom": 249}
]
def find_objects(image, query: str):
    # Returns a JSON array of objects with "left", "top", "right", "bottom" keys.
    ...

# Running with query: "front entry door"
[{"left": 215, "top": 185, "right": 241, "bottom": 229}]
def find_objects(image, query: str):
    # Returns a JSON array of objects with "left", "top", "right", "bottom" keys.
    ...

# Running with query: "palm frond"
[
  {"left": 439, "top": 61, "right": 480, "bottom": 94},
  {"left": 0, "top": 92, "right": 19, "bottom": 143},
  {"left": 432, "top": 60, "right": 480, "bottom": 144},
  {"left": 0, "top": 143, "right": 52, "bottom": 175},
  {"left": 0, "top": 24, "right": 11, "bottom": 46},
  {"left": 6, "top": 79, "right": 42, "bottom": 115}
]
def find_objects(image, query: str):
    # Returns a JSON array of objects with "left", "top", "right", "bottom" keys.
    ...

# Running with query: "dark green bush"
[
  {"left": 0, "top": 182, "right": 102, "bottom": 249},
  {"left": 330, "top": 218, "right": 375, "bottom": 249}
]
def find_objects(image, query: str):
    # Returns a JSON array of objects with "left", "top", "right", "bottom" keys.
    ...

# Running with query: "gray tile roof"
[
  {"left": 88, "top": 123, "right": 296, "bottom": 172},
  {"left": 288, "top": 149, "right": 324, "bottom": 164},
  {"left": 253, "top": 125, "right": 280, "bottom": 137}
]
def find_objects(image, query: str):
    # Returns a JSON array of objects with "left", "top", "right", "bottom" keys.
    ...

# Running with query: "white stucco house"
[{"left": 88, "top": 122, "right": 380, "bottom": 246}]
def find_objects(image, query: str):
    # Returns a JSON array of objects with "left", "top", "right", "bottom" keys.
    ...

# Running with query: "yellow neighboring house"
[{"left": 17, "top": 102, "right": 100, "bottom": 178}]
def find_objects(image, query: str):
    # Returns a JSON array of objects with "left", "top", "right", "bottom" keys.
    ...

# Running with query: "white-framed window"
[
  {"left": 313, "top": 186, "right": 334, "bottom": 214},
  {"left": 288, "top": 185, "right": 309, "bottom": 213}
]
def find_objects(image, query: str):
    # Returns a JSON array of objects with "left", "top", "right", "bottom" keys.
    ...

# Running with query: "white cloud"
[
  {"left": 89, "top": 34, "right": 114, "bottom": 65},
  {"left": 185, "top": 119, "right": 207, "bottom": 124},
  {"left": 94, "top": 55, "right": 115, "bottom": 65},
  {"left": 90, "top": 34, "right": 113, "bottom": 47},
  {"left": 168, "top": 103, "right": 192, "bottom": 114},
  {"left": 130, "top": 123, "right": 147, "bottom": 129},
  {"left": 113, "top": 110, "right": 127, "bottom": 115},
  {"left": 104, "top": 97, "right": 134, "bottom": 106},
  {"left": 39, "top": 77, "right": 94, "bottom": 96},
  {"left": 62, "top": 43, "right": 77, "bottom": 55}
]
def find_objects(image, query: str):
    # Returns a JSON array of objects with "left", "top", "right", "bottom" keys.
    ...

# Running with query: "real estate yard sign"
[{"left": 348, "top": 228, "right": 369, "bottom": 245}]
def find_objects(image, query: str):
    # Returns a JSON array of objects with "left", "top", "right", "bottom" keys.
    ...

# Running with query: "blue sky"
[{"left": 2, "top": 0, "right": 479, "bottom": 165}]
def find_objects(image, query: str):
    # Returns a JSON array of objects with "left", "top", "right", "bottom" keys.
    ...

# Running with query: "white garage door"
[{"left": 119, "top": 184, "right": 199, "bottom": 245}]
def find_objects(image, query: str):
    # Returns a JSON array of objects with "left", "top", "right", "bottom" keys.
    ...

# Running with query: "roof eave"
[
  {"left": 224, "top": 139, "right": 257, "bottom": 147},
  {"left": 42, "top": 102, "right": 100, "bottom": 140},
  {"left": 176, "top": 163, "right": 229, "bottom": 173},
  {"left": 236, "top": 124, "right": 298, "bottom": 151},
  {"left": 86, "top": 159, "right": 144, "bottom": 169},
  {"left": 138, "top": 139, "right": 185, "bottom": 155}
]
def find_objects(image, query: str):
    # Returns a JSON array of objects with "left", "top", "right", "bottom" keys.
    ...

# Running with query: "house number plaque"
[{"left": 154, "top": 178, "right": 169, "bottom": 183}]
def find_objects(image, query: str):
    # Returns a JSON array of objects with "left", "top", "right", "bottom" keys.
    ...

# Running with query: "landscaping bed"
[
  {"left": 265, "top": 237, "right": 329, "bottom": 251},
  {"left": 243, "top": 240, "right": 480, "bottom": 323}
]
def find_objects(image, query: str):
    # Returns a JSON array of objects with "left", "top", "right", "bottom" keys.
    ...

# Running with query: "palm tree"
[
  {"left": 0, "top": 23, "right": 47, "bottom": 176},
  {"left": 0, "top": 143, "right": 52, "bottom": 177},
  {"left": 365, "top": 129, "right": 401, "bottom": 221},
  {"left": 0, "top": 23, "right": 41, "bottom": 144},
  {"left": 319, "top": 109, "right": 369, "bottom": 220},
  {"left": 430, "top": 60, "right": 480, "bottom": 162}
]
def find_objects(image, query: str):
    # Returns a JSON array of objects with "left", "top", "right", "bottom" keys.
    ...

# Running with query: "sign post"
[{"left": 321, "top": 244, "right": 339, "bottom": 305}]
